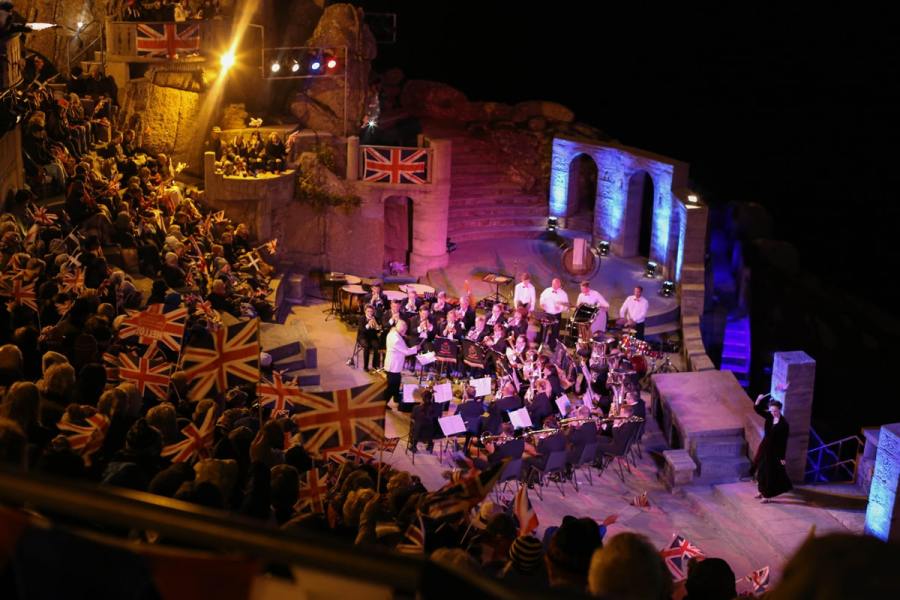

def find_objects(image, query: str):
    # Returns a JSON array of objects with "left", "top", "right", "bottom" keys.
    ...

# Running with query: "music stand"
[
  {"left": 462, "top": 339, "right": 486, "bottom": 370},
  {"left": 434, "top": 337, "right": 459, "bottom": 379},
  {"left": 322, "top": 272, "right": 347, "bottom": 321}
]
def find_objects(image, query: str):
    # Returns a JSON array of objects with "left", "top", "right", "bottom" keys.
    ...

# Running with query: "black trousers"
[
  {"left": 363, "top": 345, "right": 381, "bottom": 370},
  {"left": 634, "top": 321, "right": 646, "bottom": 340},
  {"left": 542, "top": 313, "right": 562, "bottom": 348},
  {"left": 384, "top": 371, "right": 402, "bottom": 404}
]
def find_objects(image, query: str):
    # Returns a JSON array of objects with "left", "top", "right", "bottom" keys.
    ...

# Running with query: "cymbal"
[{"left": 482, "top": 273, "right": 513, "bottom": 284}]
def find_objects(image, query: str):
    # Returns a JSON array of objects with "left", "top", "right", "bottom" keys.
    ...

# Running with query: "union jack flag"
[
  {"left": 28, "top": 205, "right": 58, "bottom": 226},
  {"left": 264, "top": 238, "right": 278, "bottom": 255},
  {"left": 514, "top": 484, "right": 539, "bottom": 536},
  {"left": 660, "top": 534, "right": 705, "bottom": 581},
  {"left": 57, "top": 413, "right": 110, "bottom": 466},
  {"left": 161, "top": 406, "right": 216, "bottom": 463},
  {"left": 631, "top": 491, "right": 650, "bottom": 508},
  {"left": 295, "top": 468, "right": 329, "bottom": 514},
  {"left": 395, "top": 515, "right": 425, "bottom": 555},
  {"left": 257, "top": 371, "right": 302, "bottom": 414},
  {"left": 359, "top": 437, "right": 400, "bottom": 455},
  {"left": 738, "top": 566, "right": 770, "bottom": 594},
  {"left": 362, "top": 146, "right": 429, "bottom": 184},
  {"left": 119, "top": 304, "right": 188, "bottom": 353},
  {"left": 422, "top": 460, "right": 505, "bottom": 519},
  {"left": 102, "top": 351, "right": 120, "bottom": 383},
  {"left": 135, "top": 22, "right": 201, "bottom": 59},
  {"left": 60, "top": 268, "right": 85, "bottom": 294},
  {"left": 292, "top": 381, "right": 386, "bottom": 454},
  {"left": 1, "top": 278, "right": 38, "bottom": 312},
  {"left": 182, "top": 319, "right": 260, "bottom": 400},
  {"left": 211, "top": 210, "right": 227, "bottom": 223},
  {"left": 117, "top": 351, "right": 172, "bottom": 401}
]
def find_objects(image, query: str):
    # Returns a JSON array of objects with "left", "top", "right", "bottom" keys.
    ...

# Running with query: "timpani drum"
[
  {"left": 340, "top": 284, "right": 367, "bottom": 316},
  {"left": 399, "top": 283, "right": 436, "bottom": 298},
  {"left": 383, "top": 290, "right": 406, "bottom": 302}
]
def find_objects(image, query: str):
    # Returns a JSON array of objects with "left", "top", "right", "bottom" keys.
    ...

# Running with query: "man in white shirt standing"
[
  {"left": 513, "top": 272, "right": 537, "bottom": 312},
  {"left": 384, "top": 320, "right": 419, "bottom": 407},
  {"left": 619, "top": 285, "right": 649, "bottom": 340},
  {"left": 539, "top": 278, "right": 569, "bottom": 347},
  {"left": 576, "top": 280, "right": 611, "bottom": 336}
]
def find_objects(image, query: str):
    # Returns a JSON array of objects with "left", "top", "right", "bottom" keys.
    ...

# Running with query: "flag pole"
[{"left": 376, "top": 439, "right": 385, "bottom": 491}]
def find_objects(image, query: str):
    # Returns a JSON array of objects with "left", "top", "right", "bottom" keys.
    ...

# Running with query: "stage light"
[
  {"left": 645, "top": 261, "right": 658, "bottom": 278},
  {"left": 291, "top": 60, "right": 300, "bottom": 73},
  {"left": 687, "top": 194, "right": 699, "bottom": 204},
  {"left": 76, "top": 21, "right": 84, "bottom": 30},
  {"left": 547, "top": 217, "right": 559, "bottom": 232},
  {"left": 270, "top": 61, "right": 281, "bottom": 73},
  {"left": 661, "top": 280, "right": 676, "bottom": 297},
  {"left": 326, "top": 57, "right": 338, "bottom": 70},
  {"left": 367, "top": 118, "right": 377, "bottom": 128},
  {"left": 598, "top": 240, "right": 610, "bottom": 256},
  {"left": 26, "top": 23, "right": 60, "bottom": 31},
  {"left": 310, "top": 58, "right": 322, "bottom": 72},
  {"left": 220, "top": 49, "right": 236, "bottom": 71}
]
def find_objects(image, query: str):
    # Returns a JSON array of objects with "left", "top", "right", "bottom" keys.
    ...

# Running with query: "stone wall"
[
  {"left": 0, "top": 126, "right": 24, "bottom": 206},
  {"left": 864, "top": 423, "right": 900, "bottom": 542},
  {"left": 15, "top": 0, "right": 111, "bottom": 73}
]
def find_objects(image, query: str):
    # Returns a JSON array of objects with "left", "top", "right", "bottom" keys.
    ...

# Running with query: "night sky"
[{"left": 361, "top": 3, "right": 900, "bottom": 310}]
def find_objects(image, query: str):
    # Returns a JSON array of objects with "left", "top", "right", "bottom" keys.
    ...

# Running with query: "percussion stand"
[{"left": 345, "top": 339, "right": 364, "bottom": 369}]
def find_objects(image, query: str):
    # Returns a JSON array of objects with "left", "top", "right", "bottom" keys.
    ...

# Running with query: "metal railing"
[
  {"left": 66, "top": 25, "right": 105, "bottom": 75},
  {"left": 0, "top": 469, "right": 523, "bottom": 599},
  {"left": 805, "top": 428, "right": 864, "bottom": 483}
]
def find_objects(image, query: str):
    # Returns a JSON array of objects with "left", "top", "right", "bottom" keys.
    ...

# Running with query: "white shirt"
[
  {"left": 513, "top": 282, "right": 536, "bottom": 311},
  {"left": 619, "top": 295, "right": 649, "bottom": 324},
  {"left": 539, "top": 287, "right": 569, "bottom": 315},
  {"left": 576, "top": 289, "right": 610, "bottom": 309},
  {"left": 385, "top": 328, "right": 418, "bottom": 373}
]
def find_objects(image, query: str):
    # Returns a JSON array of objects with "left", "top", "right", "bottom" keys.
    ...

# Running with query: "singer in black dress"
[{"left": 753, "top": 397, "right": 793, "bottom": 501}]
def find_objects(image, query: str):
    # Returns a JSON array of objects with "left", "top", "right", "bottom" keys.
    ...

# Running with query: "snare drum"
[{"left": 340, "top": 284, "right": 367, "bottom": 316}]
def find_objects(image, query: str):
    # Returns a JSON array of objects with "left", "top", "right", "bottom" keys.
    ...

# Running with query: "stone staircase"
[
  {"left": 424, "top": 124, "right": 549, "bottom": 243},
  {"left": 260, "top": 320, "right": 320, "bottom": 387},
  {"left": 689, "top": 434, "right": 752, "bottom": 485},
  {"left": 720, "top": 315, "right": 751, "bottom": 387}
]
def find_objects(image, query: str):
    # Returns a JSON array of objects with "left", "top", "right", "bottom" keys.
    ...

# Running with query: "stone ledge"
[{"left": 662, "top": 449, "right": 697, "bottom": 490}]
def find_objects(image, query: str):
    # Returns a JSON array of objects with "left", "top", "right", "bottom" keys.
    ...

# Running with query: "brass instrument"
[
  {"left": 367, "top": 317, "right": 382, "bottom": 333},
  {"left": 524, "top": 427, "right": 559, "bottom": 442},
  {"left": 479, "top": 431, "right": 512, "bottom": 446},
  {"left": 559, "top": 416, "right": 594, "bottom": 428}
]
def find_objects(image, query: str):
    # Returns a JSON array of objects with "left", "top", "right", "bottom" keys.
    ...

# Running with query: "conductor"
[{"left": 384, "top": 320, "right": 419, "bottom": 408}]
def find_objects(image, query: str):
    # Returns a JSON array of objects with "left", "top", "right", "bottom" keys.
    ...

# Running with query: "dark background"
[{"left": 354, "top": 2, "right": 900, "bottom": 434}]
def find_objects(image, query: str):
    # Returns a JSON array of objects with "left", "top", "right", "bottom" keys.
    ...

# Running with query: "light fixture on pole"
[
  {"left": 547, "top": 217, "right": 559, "bottom": 233},
  {"left": 644, "top": 261, "right": 658, "bottom": 278},
  {"left": 661, "top": 280, "right": 675, "bottom": 297},
  {"left": 598, "top": 240, "right": 610, "bottom": 256}
]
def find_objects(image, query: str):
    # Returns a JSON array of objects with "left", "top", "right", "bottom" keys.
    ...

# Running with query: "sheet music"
[
  {"left": 416, "top": 351, "right": 436, "bottom": 365},
  {"left": 472, "top": 377, "right": 492, "bottom": 398},
  {"left": 555, "top": 395, "right": 572, "bottom": 417},
  {"left": 433, "top": 382, "right": 453, "bottom": 403},
  {"left": 508, "top": 407, "right": 533, "bottom": 430},
  {"left": 402, "top": 384, "right": 418, "bottom": 403},
  {"left": 438, "top": 414, "right": 466, "bottom": 436}
]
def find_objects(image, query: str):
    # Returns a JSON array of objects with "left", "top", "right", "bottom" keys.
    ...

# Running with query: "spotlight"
[
  {"left": 270, "top": 61, "right": 281, "bottom": 73},
  {"left": 644, "top": 261, "right": 658, "bottom": 278},
  {"left": 367, "top": 118, "right": 377, "bottom": 128},
  {"left": 687, "top": 194, "right": 699, "bottom": 204},
  {"left": 310, "top": 58, "right": 322, "bottom": 72},
  {"left": 661, "top": 280, "right": 676, "bottom": 297},
  {"left": 76, "top": 21, "right": 84, "bottom": 30},
  {"left": 220, "top": 49, "right": 236, "bottom": 71},
  {"left": 291, "top": 60, "right": 300, "bottom": 73},
  {"left": 547, "top": 217, "right": 559, "bottom": 232},
  {"left": 598, "top": 240, "right": 610, "bottom": 256},
  {"left": 326, "top": 57, "right": 338, "bottom": 70}
]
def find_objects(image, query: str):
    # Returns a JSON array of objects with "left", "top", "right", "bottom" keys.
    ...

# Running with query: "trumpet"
[
  {"left": 524, "top": 427, "right": 559, "bottom": 442},
  {"left": 367, "top": 318, "right": 382, "bottom": 332},
  {"left": 559, "top": 416, "right": 594, "bottom": 428},
  {"left": 479, "top": 431, "right": 512, "bottom": 446}
]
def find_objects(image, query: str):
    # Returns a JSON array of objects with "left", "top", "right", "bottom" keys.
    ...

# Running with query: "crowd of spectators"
[
  {"left": 119, "top": 0, "right": 223, "bottom": 22},
  {"left": 208, "top": 126, "right": 289, "bottom": 178}
]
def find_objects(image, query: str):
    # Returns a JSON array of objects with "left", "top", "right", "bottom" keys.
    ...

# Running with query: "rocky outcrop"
[
  {"left": 290, "top": 3, "right": 377, "bottom": 135},
  {"left": 400, "top": 80, "right": 469, "bottom": 120},
  {"left": 510, "top": 100, "right": 575, "bottom": 123}
]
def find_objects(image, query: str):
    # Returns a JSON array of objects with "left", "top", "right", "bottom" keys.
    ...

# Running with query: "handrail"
[
  {"left": 805, "top": 429, "right": 865, "bottom": 483},
  {"left": 806, "top": 433, "right": 864, "bottom": 455}
]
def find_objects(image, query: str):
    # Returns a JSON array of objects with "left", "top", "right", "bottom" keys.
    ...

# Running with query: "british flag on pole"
[
  {"left": 295, "top": 468, "right": 329, "bottom": 514},
  {"left": 117, "top": 351, "right": 172, "bottom": 401},
  {"left": 362, "top": 146, "right": 429, "bottom": 184},
  {"left": 57, "top": 413, "right": 110, "bottom": 466},
  {"left": 660, "top": 534, "right": 705, "bottom": 581},
  {"left": 181, "top": 318, "right": 260, "bottom": 400},
  {"left": 161, "top": 407, "right": 216, "bottom": 463},
  {"left": 257, "top": 371, "right": 302, "bottom": 414},
  {"left": 1, "top": 278, "right": 38, "bottom": 312},
  {"left": 292, "top": 381, "right": 386, "bottom": 454},
  {"left": 135, "top": 22, "right": 201, "bottom": 59},
  {"left": 119, "top": 303, "right": 188, "bottom": 353}
]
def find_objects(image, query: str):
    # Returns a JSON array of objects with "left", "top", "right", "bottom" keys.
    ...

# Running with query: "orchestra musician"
[
  {"left": 513, "top": 272, "right": 537, "bottom": 312},
  {"left": 538, "top": 355, "right": 566, "bottom": 399},
  {"left": 410, "top": 389, "right": 441, "bottom": 453},
  {"left": 494, "top": 381, "right": 524, "bottom": 414},
  {"left": 401, "top": 289, "right": 421, "bottom": 319},
  {"left": 619, "top": 285, "right": 649, "bottom": 340},
  {"left": 466, "top": 315, "right": 490, "bottom": 344},
  {"left": 486, "top": 302, "right": 506, "bottom": 328},
  {"left": 364, "top": 280, "right": 387, "bottom": 315},
  {"left": 527, "top": 378, "right": 555, "bottom": 427},
  {"left": 457, "top": 386, "right": 485, "bottom": 452},
  {"left": 479, "top": 423, "right": 525, "bottom": 470},
  {"left": 431, "top": 290, "right": 451, "bottom": 320},
  {"left": 487, "top": 323, "right": 510, "bottom": 354},
  {"left": 383, "top": 320, "right": 419, "bottom": 407},
  {"left": 411, "top": 306, "right": 436, "bottom": 349},
  {"left": 565, "top": 409, "right": 600, "bottom": 465},
  {"left": 441, "top": 308, "right": 465, "bottom": 340},
  {"left": 576, "top": 280, "right": 610, "bottom": 335},
  {"left": 357, "top": 305, "right": 383, "bottom": 371},
  {"left": 539, "top": 278, "right": 569, "bottom": 347},
  {"left": 506, "top": 306, "right": 529, "bottom": 338},
  {"left": 523, "top": 415, "right": 567, "bottom": 478},
  {"left": 455, "top": 295, "right": 476, "bottom": 330},
  {"left": 505, "top": 334, "right": 529, "bottom": 368},
  {"left": 597, "top": 401, "right": 640, "bottom": 445}
]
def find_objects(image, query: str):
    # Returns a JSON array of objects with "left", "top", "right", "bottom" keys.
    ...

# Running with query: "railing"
[
  {"left": 359, "top": 145, "right": 433, "bottom": 185},
  {"left": 1, "top": 33, "right": 23, "bottom": 90},
  {"left": 805, "top": 428, "right": 865, "bottom": 483},
  {"left": 0, "top": 469, "right": 523, "bottom": 599},
  {"left": 66, "top": 26, "right": 105, "bottom": 75}
]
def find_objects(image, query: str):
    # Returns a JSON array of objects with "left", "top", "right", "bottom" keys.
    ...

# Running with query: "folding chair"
[
  {"left": 529, "top": 450, "right": 570, "bottom": 500},
  {"left": 494, "top": 458, "right": 523, "bottom": 503},
  {"left": 573, "top": 441, "right": 600, "bottom": 488}
]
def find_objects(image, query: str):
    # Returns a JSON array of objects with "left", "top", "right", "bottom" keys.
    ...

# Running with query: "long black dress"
[{"left": 754, "top": 402, "right": 793, "bottom": 498}]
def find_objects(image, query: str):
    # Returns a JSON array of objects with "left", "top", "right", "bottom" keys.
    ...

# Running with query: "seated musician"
[
  {"left": 494, "top": 381, "right": 524, "bottom": 415},
  {"left": 486, "top": 303, "right": 506, "bottom": 328},
  {"left": 487, "top": 323, "right": 510, "bottom": 354},
  {"left": 506, "top": 306, "right": 529, "bottom": 338},
  {"left": 539, "top": 356, "right": 566, "bottom": 399},
  {"left": 411, "top": 306, "right": 436, "bottom": 350},
  {"left": 457, "top": 386, "right": 485, "bottom": 452},
  {"left": 482, "top": 423, "right": 524, "bottom": 469},
  {"left": 357, "top": 305, "right": 382, "bottom": 371},
  {"left": 364, "top": 280, "right": 387, "bottom": 315},
  {"left": 523, "top": 415, "right": 567, "bottom": 475},
  {"left": 598, "top": 403, "right": 639, "bottom": 446},
  {"left": 505, "top": 334, "right": 528, "bottom": 368},
  {"left": 455, "top": 295, "right": 476, "bottom": 330},
  {"left": 410, "top": 390, "right": 442, "bottom": 454},
  {"left": 624, "top": 391, "right": 646, "bottom": 420},
  {"left": 527, "top": 379, "right": 555, "bottom": 427},
  {"left": 401, "top": 289, "right": 420, "bottom": 318},
  {"left": 466, "top": 315, "right": 490, "bottom": 344},
  {"left": 440, "top": 308, "right": 464, "bottom": 340},
  {"left": 431, "top": 290, "right": 451, "bottom": 320},
  {"left": 565, "top": 408, "right": 599, "bottom": 464}
]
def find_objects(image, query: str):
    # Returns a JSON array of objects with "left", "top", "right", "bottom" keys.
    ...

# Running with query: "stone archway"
[
  {"left": 624, "top": 171, "right": 654, "bottom": 258},
  {"left": 566, "top": 153, "right": 597, "bottom": 232},
  {"left": 384, "top": 195, "right": 414, "bottom": 269}
]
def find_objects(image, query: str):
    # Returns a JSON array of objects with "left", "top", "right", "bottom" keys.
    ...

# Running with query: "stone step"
[
  {"left": 451, "top": 181, "right": 523, "bottom": 195},
  {"left": 693, "top": 456, "right": 751, "bottom": 484},
  {"left": 721, "top": 349, "right": 750, "bottom": 362},
  {"left": 265, "top": 341, "right": 301, "bottom": 363},
  {"left": 290, "top": 368, "right": 321, "bottom": 387},
  {"left": 451, "top": 163, "right": 506, "bottom": 176},
  {"left": 450, "top": 173, "right": 512, "bottom": 187},
  {"left": 450, "top": 194, "right": 549, "bottom": 210},
  {"left": 449, "top": 226, "right": 549, "bottom": 244},
  {"left": 448, "top": 216, "right": 549, "bottom": 234},
  {"left": 795, "top": 482, "right": 868, "bottom": 504},
  {"left": 690, "top": 436, "right": 748, "bottom": 458},
  {"left": 448, "top": 204, "right": 548, "bottom": 219},
  {"left": 273, "top": 356, "right": 307, "bottom": 373},
  {"left": 723, "top": 341, "right": 748, "bottom": 353}
]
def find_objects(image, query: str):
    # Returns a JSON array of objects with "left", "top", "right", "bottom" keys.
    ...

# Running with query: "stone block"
[
  {"left": 691, "top": 436, "right": 748, "bottom": 458},
  {"left": 691, "top": 355, "right": 716, "bottom": 372},
  {"left": 662, "top": 449, "right": 697, "bottom": 490},
  {"left": 865, "top": 423, "right": 900, "bottom": 541}
]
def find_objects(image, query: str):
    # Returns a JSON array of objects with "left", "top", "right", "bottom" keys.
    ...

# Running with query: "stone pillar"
[
  {"left": 865, "top": 423, "right": 900, "bottom": 542},
  {"left": 679, "top": 201, "right": 708, "bottom": 316},
  {"left": 346, "top": 136, "right": 359, "bottom": 181},
  {"left": 408, "top": 139, "right": 451, "bottom": 276},
  {"left": 771, "top": 351, "right": 815, "bottom": 482},
  {"left": 549, "top": 139, "right": 571, "bottom": 218}
]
